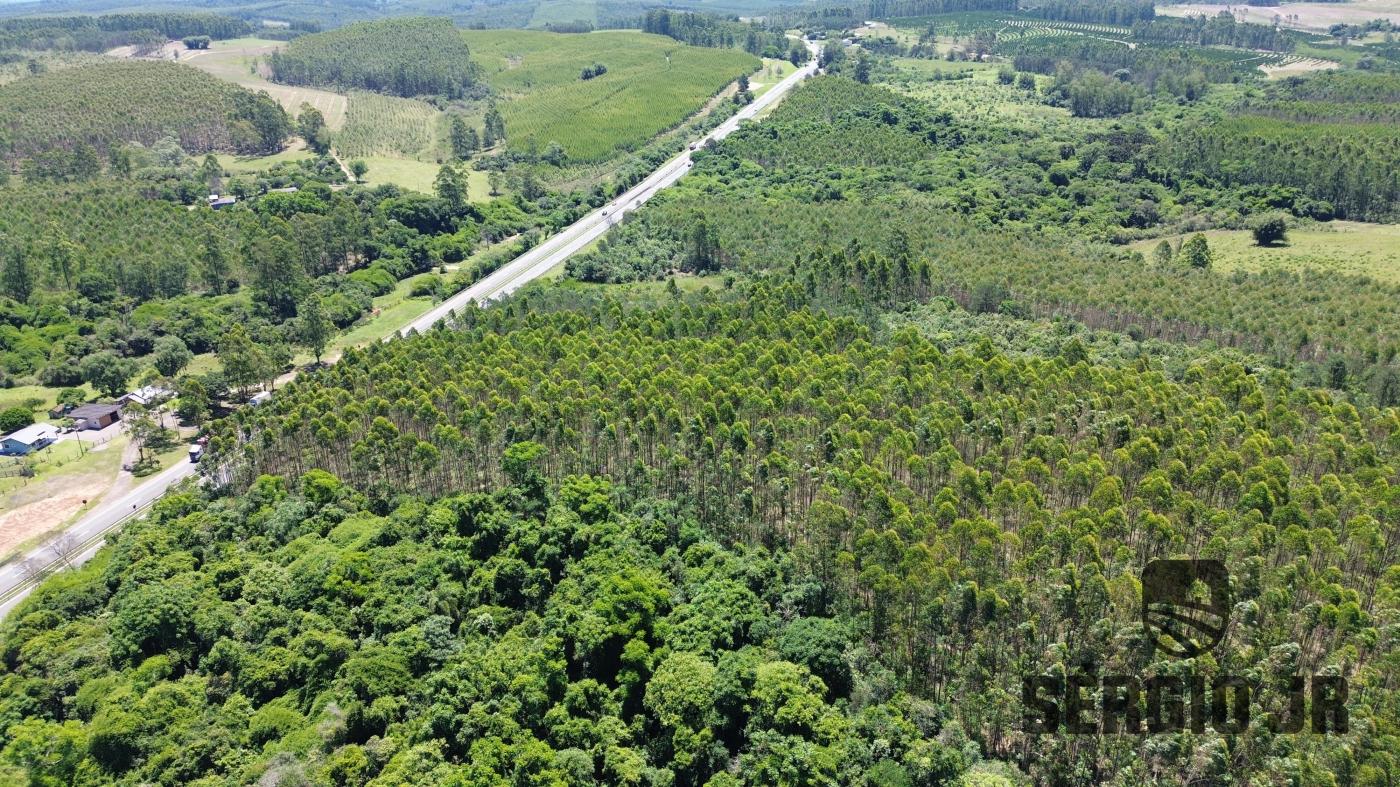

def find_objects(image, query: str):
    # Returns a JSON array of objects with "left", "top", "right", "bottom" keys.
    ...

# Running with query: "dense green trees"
[
  {"left": 0, "top": 463, "right": 981, "bottom": 785},
  {"left": 267, "top": 18, "right": 479, "bottom": 98},
  {"left": 0, "top": 62, "right": 291, "bottom": 165},
  {"left": 161, "top": 284, "right": 1399, "bottom": 783},
  {"left": 0, "top": 12, "right": 249, "bottom": 52}
]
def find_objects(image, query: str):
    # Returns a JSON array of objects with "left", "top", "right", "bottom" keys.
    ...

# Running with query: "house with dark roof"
[{"left": 68, "top": 404, "right": 121, "bottom": 431}]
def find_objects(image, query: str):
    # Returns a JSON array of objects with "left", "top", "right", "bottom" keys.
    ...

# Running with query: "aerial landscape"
[{"left": 0, "top": 0, "right": 1397, "bottom": 782}]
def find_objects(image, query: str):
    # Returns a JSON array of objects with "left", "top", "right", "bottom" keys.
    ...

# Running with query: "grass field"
[
  {"left": 1132, "top": 221, "right": 1400, "bottom": 284},
  {"left": 0, "top": 384, "right": 93, "bottom": 418},
  {"left": 176, "top": 37, "right": 348, "bottom": 130},
  {"left": 464, "top": 29, "right": 758, "bottom": 162},
  {"left": 353, "top": 156, "right": 492, "bottom": 197},
  {"left": 752, "top": 58, "right": 797, "bottom": 97},
  {"left": 529, "top": 0, "right": 598, "bottom": 28},
  {"left": 216, "top": 139, "right": 315, "bottom": 174}
]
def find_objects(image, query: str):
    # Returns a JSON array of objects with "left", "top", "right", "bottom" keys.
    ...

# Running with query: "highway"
[
  {"left": 0, "top": 45, "right": 819, "bottom": 620},
  {"left": 401, "top": 45, "right": 818, "bottom": 333}
]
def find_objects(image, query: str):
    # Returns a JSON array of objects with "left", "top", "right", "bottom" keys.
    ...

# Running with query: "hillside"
[
  {"left": 0, "top": 61, "right": 290, "bottom": 162},
  {"left": 266, "top": 17, "right": 478, "bottom": 98},
  {"left": 464, "top": 29, "right": 758, "bottom": 161}
]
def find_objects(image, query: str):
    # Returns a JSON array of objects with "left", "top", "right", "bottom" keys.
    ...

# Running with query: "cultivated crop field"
[{"left": 464, "top": 29, "right": 758, "bottom": 161}]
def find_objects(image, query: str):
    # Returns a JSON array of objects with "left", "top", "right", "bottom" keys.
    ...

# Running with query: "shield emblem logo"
[{"left": 1141, "top": 559, "right": 1230, "bottom": 658}]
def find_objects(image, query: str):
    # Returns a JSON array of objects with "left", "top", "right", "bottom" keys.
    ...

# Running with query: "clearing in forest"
[{"left": 464, "top": 29, "right": 758, "bottom": 161}]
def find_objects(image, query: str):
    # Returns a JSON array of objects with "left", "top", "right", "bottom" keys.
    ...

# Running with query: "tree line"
[
  {"left": 1021, "top": 0, "right": 1155, "bottom": 26},
  {"left": 0, "top": 12, "right": 250, "bottom": 52}
]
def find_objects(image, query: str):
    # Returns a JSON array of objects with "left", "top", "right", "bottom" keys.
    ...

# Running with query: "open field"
[
  {"left": 216, "top": 139, "right": 315, "bottom": 174},
  {"left": 0, "top": 431, "right": 125, "bottom": 562},
  {"left": 1132, "top": 221, "right": 1400, "bottom": 283},
  {"left": 464, "top": 29, "right": 758, "bottom": 161},
  {"left": 1158, "top": 1, "right": 1400, "bottom": 31},
  {"left": 0, "top": 384, "right": 91, "bottom": 418},
  {"left": 529, "top": 0, "right": 598, "bottom": 28},
  {"left": 752, "top": 57, "right": 797, "bottom": 96},
  {"left": 352, "top": 156, "right": 491, "bottom": 196},
  {"left": 171, "top": 37, "right": 348, "bottom": 130}
]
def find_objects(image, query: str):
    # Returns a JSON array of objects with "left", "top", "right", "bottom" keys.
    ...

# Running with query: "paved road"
[
  {"left": 0, "top": 46, "right": 819, "bottom": 620},
  {"left": 0, "top": 458, "right": 194, "bottom": 618},
  {"left": 401, "top": 45, "right": 820, "bottom": 334}
]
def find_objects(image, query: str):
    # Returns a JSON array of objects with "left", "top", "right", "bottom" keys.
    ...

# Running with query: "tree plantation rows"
[
  {"left": 567, "top": 75, "right": 1400, "bottom": 400},
  {"left": 267, "top": 18, "right": 480, "bottom": 99},
  {"left": 0, "top": 62, "right": 290, "bottom": 164},
  {"left": 184, "top": 285, "right": 1400, "bottom": 784}
]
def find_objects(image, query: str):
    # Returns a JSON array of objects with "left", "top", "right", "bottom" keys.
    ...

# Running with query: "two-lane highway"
[
  {"left": 401, "top": 43, "right": 819, "bottom": 332},
  {"left": 0, "top": 43, "right": 819, "bottom": 619}
]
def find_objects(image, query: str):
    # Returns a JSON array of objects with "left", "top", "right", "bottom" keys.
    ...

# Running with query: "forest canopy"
[
  {"left": 0, "top": 61, "right": 290, "bottom": 163},
  {"left": 267, "top": 17, "right": 479, "bottom": 99}
]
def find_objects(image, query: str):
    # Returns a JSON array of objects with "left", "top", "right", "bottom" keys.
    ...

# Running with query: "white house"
[{"left": 119, "top": 385, "right": 174, "bottom": 408}]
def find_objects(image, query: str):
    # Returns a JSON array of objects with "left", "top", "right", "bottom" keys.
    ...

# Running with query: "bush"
[
  {"left": 0, "top": 405, "right": 34, "bottom": 432},
  {"left": 1250, "top": 213, "right": 1288, "bottom": 246}
]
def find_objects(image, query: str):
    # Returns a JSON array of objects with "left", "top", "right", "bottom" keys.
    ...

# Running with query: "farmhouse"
[
  {"left": 119, "top": 385, "right": 173, "bottom": 407},
  {"left": 1, "top": 423, "right": 57, "bottom": 456},
  {"left": 68, "top": 403, "right": 121, "bottom": 431},
  {"left": 208, "top": 194, "right": 237, "bottom": 210}
]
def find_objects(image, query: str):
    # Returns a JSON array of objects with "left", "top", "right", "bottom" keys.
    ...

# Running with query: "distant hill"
[
  {"left": 0, "top": 60, "right": 291, "bottom": 164},
  {"left": 267, "top": 17, "right": 479, "bottom": 98}
]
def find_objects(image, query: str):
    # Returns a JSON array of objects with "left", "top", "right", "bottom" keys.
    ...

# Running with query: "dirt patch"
[
  {"left": 1260, "top": 57, "right": 1340, "bottom": 77},
  {"left": 0, "top": 473, "right": 108, "bottom": 559}
]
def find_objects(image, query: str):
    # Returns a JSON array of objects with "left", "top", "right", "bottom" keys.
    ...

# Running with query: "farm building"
[
  {"left": 68, "top": 403, "right": 121, "bottom": 431},
  {"left": 208, "top": 194, "right": 237, "bottom": 210},
  {"left": 119, "top": 385, "right": 173, "bottom": 407},
  {"left": 1, "top": 423, "right": 57, "bottom": 456}
]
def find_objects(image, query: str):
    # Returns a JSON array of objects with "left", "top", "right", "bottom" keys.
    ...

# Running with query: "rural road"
[{"left": 0, "top": 43, "right": 819, "bottom": 620}]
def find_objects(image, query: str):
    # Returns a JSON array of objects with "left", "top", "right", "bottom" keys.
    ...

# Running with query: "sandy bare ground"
[
  {"left": 1158, "top": 1, "right": 1400, "bottom": 31},
  {"left": 1260, "top": 57, "right": 1341, "bottom": 76},
  {"left": 0, "top": 446, "right": 115, "bottom": 560}
]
